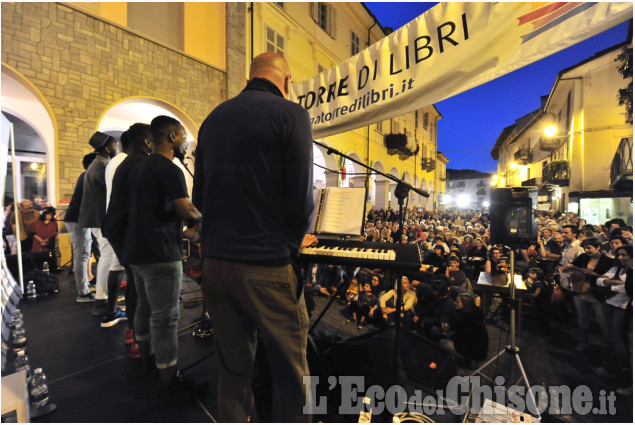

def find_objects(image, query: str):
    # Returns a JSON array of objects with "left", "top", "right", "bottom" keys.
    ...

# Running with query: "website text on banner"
[{"left": 290, "top": 2, "right": 633, "bottom": 139}]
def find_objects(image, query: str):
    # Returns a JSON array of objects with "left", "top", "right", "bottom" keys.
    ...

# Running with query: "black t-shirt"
[{"left": 123, "top": 154, "right": 188, "bottom": 265}]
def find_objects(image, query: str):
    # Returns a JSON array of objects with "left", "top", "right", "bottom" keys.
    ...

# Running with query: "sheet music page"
[{"left": 317, "top": 187, "right": 366, "bottom": 236}]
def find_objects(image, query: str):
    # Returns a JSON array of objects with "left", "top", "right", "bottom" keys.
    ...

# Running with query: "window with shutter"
[
  {"left": 266, "top": 26, "right": 285, "bottom": 55},
  {"left": 351, "top": 32, "right": 360, "bottom": 56}
]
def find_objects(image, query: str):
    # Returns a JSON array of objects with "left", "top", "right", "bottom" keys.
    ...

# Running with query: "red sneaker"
[
  {"left": 129, "top": 343, "right": 141, "bottom": 359},
  {"left": 125, "top": 329, "right": 134, "bottom": 345}
]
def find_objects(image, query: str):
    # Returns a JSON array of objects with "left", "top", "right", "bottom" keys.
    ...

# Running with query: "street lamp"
[{"left": 544, "top": 125, "right": 557, "bottom": 137}]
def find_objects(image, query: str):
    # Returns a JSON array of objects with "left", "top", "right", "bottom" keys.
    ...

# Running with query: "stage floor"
[{"left": 6, "top": 269, "right": 633, "bottom": 423}]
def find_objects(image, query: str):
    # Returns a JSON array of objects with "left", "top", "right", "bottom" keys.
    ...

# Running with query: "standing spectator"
[
  {"left": 194, "top": 53, "right": 316, "bottom": 422},
  {"left": 594, "top": 245, "right": 632, "bottom": 377},
  {"left": 65, "top": 153, "right": 97, "bottom": 302},
  {"left": 124, "top": 115, "right": 204, "bottom": 402},
  {"left": 78, "top": 131, "right": 122, "bottom": 318},
  {"left": 565, "top": 237, "right": 613, "bottom": 350},
  {"left": 31, "top": 207, "right": 57, "bottom": 252}
]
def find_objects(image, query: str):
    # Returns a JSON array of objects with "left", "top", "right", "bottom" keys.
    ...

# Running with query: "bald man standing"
[{"left": 194, "top": 52, "right": 316, "bottom": 422}]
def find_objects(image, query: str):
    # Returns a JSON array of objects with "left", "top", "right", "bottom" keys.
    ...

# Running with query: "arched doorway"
[
  {"left": 97, "top": 97, "right": 198, "bottom": 195},
  {"left": 371, "top": 161, "right": 386, "bottom": 211},
  {"left": 344, "top": 153, "right": 365, "bottom": 188},
  {"left": 313, "top": 139, "right": 338, "bottom": 188},
  {"left": 2, "top": 65, "right": 57, "bottom": 205}
]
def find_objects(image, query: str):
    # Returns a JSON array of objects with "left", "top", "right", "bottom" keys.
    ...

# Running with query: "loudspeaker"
[
  {"left": 327, "top": 329, "right": 457, "bottom": 390},
  {"left": 490, "top": 187, "right": 538, "bottom": 246}
]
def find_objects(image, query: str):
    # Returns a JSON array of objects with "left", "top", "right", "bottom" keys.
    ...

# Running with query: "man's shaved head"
[{"left": 249, "top": 52, "right": 291, "bottom": 99}]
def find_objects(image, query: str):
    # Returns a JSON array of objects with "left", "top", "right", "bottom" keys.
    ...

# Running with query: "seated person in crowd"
[
  {"left": 467, "top": 238, "right": 488, "bottom": 278},
  {"left": 461, "top": 234, "right": 475, "bottom": 254},
  {"left": 540, "top": 227, "right": 553, "bottom": 245},
  {"left": 316, "top": 264, "right": 346, "bottom": 298},
  {"left": 346, "top": 276, "right": 359, "bottom": 306},
  {"left": 349, "top": 281, "right": 378, "bottom": 329},
  {"left": 449, "top": 244, "right": 472, "bottom": 275},
  {"left": 370, "top": 273, "right": 385, "bottom": 296},
  {"left": 412, "top": 277, "right": 455, "bottom": 340},
  {"left": 424, "top": 245, "right": 447, "bottom": 274},
  {"left": 375, "top": 276, "right": 416, "bottom": 326},
  {"left": 440, "top": 293, "right": 489, "bottom": 366},
  {"left": 445, "top": 255, "right": 472, "bottom": 293},
  {"left": 484, "top": 247, "right": 509, "bottom": 285},
  {"left": 516, "top": 241, "right": 540, "bottom": 275},
  {"left": 31, "top": 206, "right": 57, "bottom": 252}
]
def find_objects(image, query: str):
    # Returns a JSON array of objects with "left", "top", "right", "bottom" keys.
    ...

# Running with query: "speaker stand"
[{"left": 469, "top": 250, "right": 541, "bottom": 420}]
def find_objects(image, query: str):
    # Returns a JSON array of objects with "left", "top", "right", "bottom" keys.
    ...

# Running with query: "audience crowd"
[{"left": 303, "top": 207, "right": 632, "bottom": 394}]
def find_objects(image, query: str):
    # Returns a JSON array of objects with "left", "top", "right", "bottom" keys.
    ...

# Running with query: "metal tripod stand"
[{"left": 470, "top": 249, "right": 541, "bottom": 420}]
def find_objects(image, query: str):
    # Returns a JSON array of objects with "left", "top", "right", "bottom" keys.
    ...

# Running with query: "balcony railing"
[
  {"left": 514, "top": 148, "right": 531, "bottom": 165},
  {"left": 521, "top": 177, "right": 541, "bottom": 187},
  {"left": 420, "top": 157, "right": 436, "bottom": 172},
  {"left": 539, "top": 137, "right": 560, "bottom": 152},
  {"left": 542, "top": 160, "right": 570, "bottom": 186},
  {"left": 610, "top": 137, "right": 633, "bottom": 189}
]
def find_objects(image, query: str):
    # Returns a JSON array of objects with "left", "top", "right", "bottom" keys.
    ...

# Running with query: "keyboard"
[{"left": 299, "top": 239, "right": 422, "bottom": 271}]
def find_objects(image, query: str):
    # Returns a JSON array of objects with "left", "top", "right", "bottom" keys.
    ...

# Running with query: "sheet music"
[{"left": 316, "top": 187, "right": 366, "bottom": 236}]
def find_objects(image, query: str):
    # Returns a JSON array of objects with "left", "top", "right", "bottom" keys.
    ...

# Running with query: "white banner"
[{"left": 291, "top": 2, "right": 633, "bottom": 139}]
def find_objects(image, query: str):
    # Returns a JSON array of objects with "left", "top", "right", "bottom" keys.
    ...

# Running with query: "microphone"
[{"left": 410, "top": 186, "right": 430, "bottom": 198}]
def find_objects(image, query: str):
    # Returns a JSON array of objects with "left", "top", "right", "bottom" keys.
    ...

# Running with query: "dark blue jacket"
[{"left": 193, "top": 78, "right": 314, "bottom": 262}]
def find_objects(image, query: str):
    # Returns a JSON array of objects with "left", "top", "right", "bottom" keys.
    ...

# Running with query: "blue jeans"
[
  {"left": 66, "top": 222, "right": 91, "bottom": 296},
  {"left": 130, "top": 261, "right": 182, "bottom": 369}
]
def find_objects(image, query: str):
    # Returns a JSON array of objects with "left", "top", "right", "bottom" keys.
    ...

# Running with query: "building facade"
[
  {"left": 491, "top": 40, "right": 633, "bottom": 225},
  {"left": 250, "top": 3, "right": 445, "bottom": 212},
  {"left": 2, "top": 2, "right": 446, "bottom": 212}
]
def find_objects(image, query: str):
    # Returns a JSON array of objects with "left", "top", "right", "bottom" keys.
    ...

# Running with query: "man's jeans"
[
  {"left": 130, "top": 261, "right": 182, "bottom": 369},
  {"left": 66, "top": 222, "right": 91, "bottom": 296}
]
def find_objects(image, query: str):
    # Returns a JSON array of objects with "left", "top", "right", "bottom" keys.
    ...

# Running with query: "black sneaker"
[
  {"left": 100, "top": 309, "right": 127, "bottom": 328},
  {"left": 76, "top": 293, "right": 95, "bottom": 303},
  {"left": 158, "top": 370, "right": 208, "bottom": 405}
]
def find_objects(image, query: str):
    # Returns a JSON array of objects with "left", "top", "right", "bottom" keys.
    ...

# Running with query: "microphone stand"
[
  {"left": 312, "top": 140, "right": 427, "bottom": 380},
  {"left": 179, "top": 156, "right": 195, "bottom": 178},
  {"left": 312, "top": 140, "right": 430, "bottom": 199}
]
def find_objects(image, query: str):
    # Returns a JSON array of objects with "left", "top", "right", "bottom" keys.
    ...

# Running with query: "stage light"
[
  {"left": 457, "top": 194, "right": 470, "bottom": 208},
  {"left": 483, "top": 201, "right": 490, "bottom": 209},
  {"left": 442, "top": 194, "right": 453, "bottom": 204}
]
